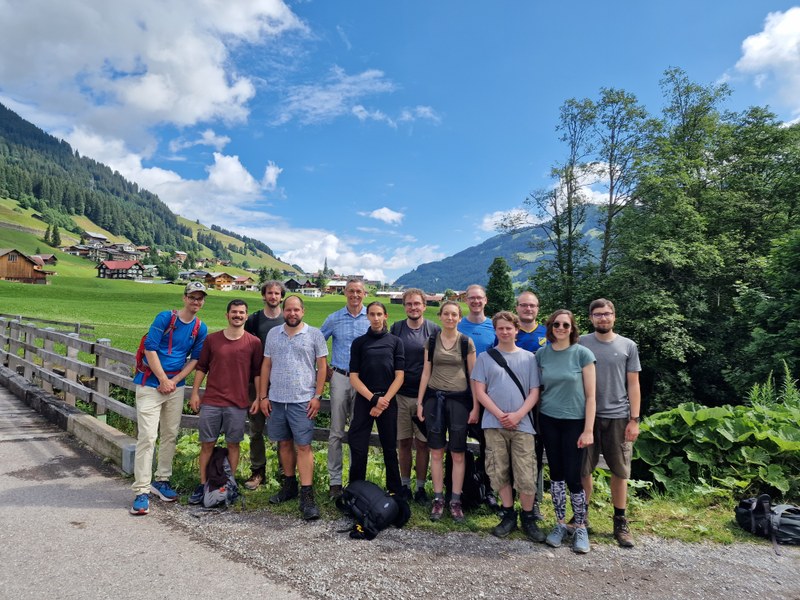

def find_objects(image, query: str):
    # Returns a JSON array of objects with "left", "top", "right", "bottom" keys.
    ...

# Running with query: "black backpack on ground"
[
  {"left": 445, "top": 447, "right": 487, "bottom": 510},
  {"left": 201, "top": 446, "right": 241, "bottom": 510},
  {"left": 735, "top": 493, "right": 800, "bottom": 553},
  {"left": 336, "top": 480, "right": 411, "bottom": 540}
]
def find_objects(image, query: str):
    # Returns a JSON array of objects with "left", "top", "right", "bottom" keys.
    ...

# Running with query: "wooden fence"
[{"left": 0, "top": 316, "right": 369, "bottom": 445}]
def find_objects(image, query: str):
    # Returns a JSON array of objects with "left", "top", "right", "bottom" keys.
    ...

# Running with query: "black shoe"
[
  {"left": 300, "top": 487, "right": 320, "bottom": 521},
  {"left": 269, "top": 476, "right": 298, "bottom": 504},
  {"left": 532, "top": 500, "right": 544, "bottom": 521},
  {"left": 521, "top": 509, "right": 546, "bottom": 543},
  {"left": 414, "top": 487, "right": 429, "bottom": 505},
  {"left": 398, "top": 485, "right": 412, "bottom": 502},
  {"left": 491, "top": 507, "right": 518, "bottom": 538}
]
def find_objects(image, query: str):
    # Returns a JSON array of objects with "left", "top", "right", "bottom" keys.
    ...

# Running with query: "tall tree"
[{"left": 485, "top": 257, "right": 514, "bottom": 316}]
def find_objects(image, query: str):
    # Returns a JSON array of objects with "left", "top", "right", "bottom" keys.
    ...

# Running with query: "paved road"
[{"left": 0, "top": 386, "right": 308, "bottom": 600}]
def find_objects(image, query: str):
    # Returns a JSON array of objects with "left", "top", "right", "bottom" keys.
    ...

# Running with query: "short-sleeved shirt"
[
  {"left": 579, "top": 333, "right": 641, "bottom": 419},
  {"left": 427, "top": 333, "right": 476, "bottom": 392},
  {"left": 472, "top": 348, "right": 539, "bottom": 434},
  {"left": 536, "top": 343, "right": 595, "bottom": 420},
  {"left": 320, "top": 305, "right": 369, "bottom": 371},
  {"left": 265, "top": 324, "right": 328, "bottom": 404},
  {"left": 390, "top": 319, "right": 441, "bottom": 396},
  {"left": 458, "top": 317, "right": 495, "bottom": 355},
  {"left": 244, "top": 310, "right": 284, "bottom": 347},
  {"left": 196, "top": 331, "right": 263, "bottom": 409},
  {"left": 492, "top": 323, "right": 548, "bottom": 353},
  {"left": 134, "top": 310, "right": 208, "bottom": 387},
  {"left": 349, "top": 329, "right": 405, "bottom": 396}
]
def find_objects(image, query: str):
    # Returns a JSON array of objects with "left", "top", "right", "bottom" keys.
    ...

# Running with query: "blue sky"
[{"left": 1, "top": 1, "right": 799, "bottom": 282}]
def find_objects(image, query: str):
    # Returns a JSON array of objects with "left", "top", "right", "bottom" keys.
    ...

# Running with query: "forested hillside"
[{"left": 0, "top": 103, "right": 292, "bottom": 270}]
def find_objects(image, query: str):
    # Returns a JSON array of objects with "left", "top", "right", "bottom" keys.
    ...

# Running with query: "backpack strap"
[
  {"left": 427, "top": 331, "right": 439, "bottom": 363},
  {"left": 486, "top": 348, "right": 534, "bottom": 429}
]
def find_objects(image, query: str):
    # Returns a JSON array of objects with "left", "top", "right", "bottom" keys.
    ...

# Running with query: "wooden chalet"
[
  {"left": 0, "top": 249, "right": 49, "bottom": 284},
  {"left": 205, "top": 272, "right": 235, "bottom": 291},
  {"left": 96, "top": 259, "right": 145, "bottom": 280}
]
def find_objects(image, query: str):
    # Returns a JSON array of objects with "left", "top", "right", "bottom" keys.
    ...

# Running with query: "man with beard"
[
  {"left": 188, "top": 300, "right": 263, "bottom": 504},
  {"left": 258, "top": 295, "right": 328, "bottom": 520},
  {"left": 243, "top": 281, "right": 285, "bottom": 492},
  {"left": 579, "top": 298, "right": 642, "bottom": 547},
  {"left": 390, "top": 288, "right": 440, "bottom": 502}
]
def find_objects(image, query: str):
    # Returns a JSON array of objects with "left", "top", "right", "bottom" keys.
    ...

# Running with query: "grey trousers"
[{"left": 327, "top": 370, "right": 356, "bottom": 486}]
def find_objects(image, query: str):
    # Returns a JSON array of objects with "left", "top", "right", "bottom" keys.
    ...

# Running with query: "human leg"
[
  {"left": 153, "top": 387, "right": 184, "bottom": 482},
  {"left": 377, "top": 401, "right": 402, "bottom": 493},
  {"left": 132, "top": 385, "right": 163, "bottom": 496},
  {"left": 347, "top": 396, "right": 373, "bottom": 484},
  {"left": 327, "top": 371, "right": 352, "bottom": 487}
]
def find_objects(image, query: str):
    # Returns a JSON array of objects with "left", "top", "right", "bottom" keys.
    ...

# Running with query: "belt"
[{"left": 332, "top": 366, "right": 350, "bottom": 377}]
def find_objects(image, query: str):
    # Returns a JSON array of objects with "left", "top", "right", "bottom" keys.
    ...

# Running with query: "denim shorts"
[
  {"left": 199, "top": 405, "right": 247, "bottom": 443},
  {"left": 267, "top": 401, "right": 314, "bottom": 446}
]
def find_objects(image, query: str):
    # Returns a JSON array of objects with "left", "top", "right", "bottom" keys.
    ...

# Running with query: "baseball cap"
[{"left": 184, "top": 282, "right": 208, "bottom": 296}]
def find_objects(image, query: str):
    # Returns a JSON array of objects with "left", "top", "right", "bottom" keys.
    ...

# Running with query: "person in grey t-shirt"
[
  {"left": 579, "top": 298, "right": 642, "bottom": 548},
  {"left": 472, "top": 311, "right": 545, "bottom": 543}
]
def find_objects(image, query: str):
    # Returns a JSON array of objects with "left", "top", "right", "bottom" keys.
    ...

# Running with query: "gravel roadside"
[{"left": 159, "top": 503, "right": 800, "bottom": 600}]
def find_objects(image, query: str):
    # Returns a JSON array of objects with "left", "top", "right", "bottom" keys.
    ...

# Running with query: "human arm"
[
  {"left": 466, "top": 349, "right": 479, "bottom": 424},
  {"left": 143, "top": 349, "right": 176, "bottom": 394},
  {"left": 189, "top": 369, "right": 206, "bottom": 413},
  {"left": 258, "top": 355, "right": 272, "bottom": 417},
  {"left": 416, "top": 348, "right": 432, "bottom": 422},
  {"left": 308, "top": 355, "right": 327, "bottom": 419},
  {"left": 625, "top": 371, "right": 642, "bottom": 442},
  {"left": 578, "top": 362, "right": 596, "bottom": 448}
]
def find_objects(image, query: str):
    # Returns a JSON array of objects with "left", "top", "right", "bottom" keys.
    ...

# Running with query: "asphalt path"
[{"left": 0, "top": 386, "right": 308, "bottom": 600}]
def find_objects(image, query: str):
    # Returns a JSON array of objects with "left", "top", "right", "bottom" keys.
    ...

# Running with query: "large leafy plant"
[{"left": 633, "top": 363, "right": 800, "bottom": 499}]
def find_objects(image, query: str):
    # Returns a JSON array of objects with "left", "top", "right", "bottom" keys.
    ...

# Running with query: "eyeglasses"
[
  {"left": 552, "top": 322, "right": 571, "bottom": 329},
  {"left": 517, "top": 303, "right": 539, "bottom": 309},
  {"left": 466, "top": 296, "right": 485, "bottom": 302},
  {"left": 591, "top": 312, "right": 614, "bottom": 319},
  {"left": 187, "top": 295, "right": 206, "bottom": 302}
]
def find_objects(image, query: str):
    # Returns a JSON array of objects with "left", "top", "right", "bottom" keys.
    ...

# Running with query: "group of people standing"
[{"left": 129, "top": 277, "right": 641, "bottom": 555}]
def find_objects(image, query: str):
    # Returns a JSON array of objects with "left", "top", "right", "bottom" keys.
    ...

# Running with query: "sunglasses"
[{"left": 552, "top": 322, "right": 571, "bottom": 329}]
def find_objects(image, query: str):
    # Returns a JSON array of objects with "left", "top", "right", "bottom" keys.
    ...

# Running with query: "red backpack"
[{"left": 135, "top": 310, "right": 202, "bottom": 381}]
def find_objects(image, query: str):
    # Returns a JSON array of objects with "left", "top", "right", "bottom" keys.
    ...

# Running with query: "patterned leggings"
[{"left": 539, "top": 413, "right": 587, "bottom": 524}]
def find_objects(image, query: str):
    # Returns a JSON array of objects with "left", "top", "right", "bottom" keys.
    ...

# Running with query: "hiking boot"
[
  {"left": 521, "top": 509, "right": 546, "bottom": 543},
  {"left": 130, "top": 493, "right": 149, "bottom": 515},
  {"left": 572, "top": 526, "right": 591, "bottom": 554},
  {"left": 414, "top": 488, "right": 429, "bottom": 505},
  {"left": 270, "top": 476, "right": 298, "bottom": 504},
  {"left": 545, "top": 523, "right": 570, "bottom": 548},
  {"left": 188, "top": 484, "right": 205, "bottom": 505},
  {"left": 449, "top": 500, "right": 465, "bottom": 523},
  {"left": 300, "top": 487, "right": 320, "bottom": 521},
  {"left": 150, "top": 480, "right": 178, "bottom": 502},
  {"left": 614, "top": 515, "right": 635, "bottom": 548},
  {"left": 491, "top": 507, "right": 518, "bottom": 538},
  {"left": 430, "top": 497, "right": 445, "bottom": 521},
  {"left": 329, "top": 484, "right": 343, "bottom": 500},
  {"left": 532, "top": 500, "right": 544, "bottom": 521},
  {"left": 398, "top": 485, "right": 412, "bottom": 502},
  {"left": 244, "top": 470, "right": 265, "bottom": 491}
]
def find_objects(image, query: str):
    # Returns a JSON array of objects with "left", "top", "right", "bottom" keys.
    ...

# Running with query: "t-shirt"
[
  {"left": 134, "top": 310, "right": 208, "bottom": 388},
  {"left": 579, "top": 333, "right": 641, "bottom": 419},
  {"left": 458, "top": 317, "right": 495, "bottom": 355},
  {"left": 472, "top": 348, "right": 539, "bottom": 434},
  {"left": 427, "top": 333, "right": 475, "bottom": 392},
  {"left": 349, "top": 329, "right": 405, "bottom": 397},
  {"left": 390, "top": 319, "right": 441, "bottom": 396},
  {"left": 535, "top": 343, "right": 595, "bottom": 420},
  {"left": 264, "top": 324, "right": 328, "bottom": 404},
  {"left": 492, "top": 323, "right": 548, "bottom": 353},
  {"left": 196, "top": 331, "right": 263, "bottom": 409},
  {"left": 244, "top": 310, "right": 284, "bottom": 347}
]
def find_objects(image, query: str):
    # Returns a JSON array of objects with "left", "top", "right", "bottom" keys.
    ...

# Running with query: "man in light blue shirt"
[{"left": 319, "top": 277, "right": 369, "bottom": 498}]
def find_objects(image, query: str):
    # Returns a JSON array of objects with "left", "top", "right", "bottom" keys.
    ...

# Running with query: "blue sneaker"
[
  {"left": 572, "top": 526, "right": 591, "bottom": 554},
  {"left": 189, "top": 484, "right": 205, "bottom": 505},
  {"left": 545, "top": 523, "right": 569, "bottom": 548},
  {"left": 151, "top": 480, "right": 178, "bottom": 502},
  {"left": 130, "top": 493, "right": 150, "bottom": 515}
]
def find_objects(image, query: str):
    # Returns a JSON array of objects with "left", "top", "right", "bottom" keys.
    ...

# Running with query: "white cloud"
[
  {"left": 262, "top": 161, "right": 283, "bottom": 191},
  {"left": 336, "top": 25, "right": 353, "bottom": 51},
  {"left": 362, "top": 207, "right": 404, "bottom": 225},
  {"left": 274, "top": 66, "right": 396, "bottom": 125},
  {"left": 169, "top": 129, "right": 231, "bottom": 153},
  {"left": 0, "top": 0, "right": 305, "bottom": 147},
  {"left": 480, "top": 209, "right": 536, "bottom": 232},
  {"left": 735, "top": 8, "right": 800, "bottom": 116},
  {"left": 398, "top": 105, "right": 442, "bottom": 124},
  {"left": 352, "top": 105, "right": 396, "bottom": 128}
]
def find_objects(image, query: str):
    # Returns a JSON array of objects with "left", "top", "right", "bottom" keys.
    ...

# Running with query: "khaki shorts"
[
  {"left": 395, "top": 393, "right": 426, "bottom": 442},
  {"left": 484, "top": 428, "right": 537, "bottom": 495},
  {"left": 582, "top": 417, "right": 632, "bottom": 479}
]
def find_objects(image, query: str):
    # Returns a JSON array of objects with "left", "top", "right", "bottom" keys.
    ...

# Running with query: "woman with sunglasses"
[{"left": 535, "top": 309, "right": 596, "bottom": 553}]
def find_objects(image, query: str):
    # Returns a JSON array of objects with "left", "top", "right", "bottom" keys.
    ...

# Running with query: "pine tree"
[
  {"left": 486, "top": 257, "right": 515, "bottom": 317},
  {"left": 51, "top": 225, "right": 61, "bottom": 247},
  {"left": 43, "top": 224, "right": 52, "bottom": 245}
]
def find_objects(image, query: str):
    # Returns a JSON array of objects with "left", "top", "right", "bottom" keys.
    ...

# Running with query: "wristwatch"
[
  {"left": 630, "top": 416, "right": 642, "bottom": 423},
  {"left": 312, "top": 394, "right": 321, "bottom": 400}
]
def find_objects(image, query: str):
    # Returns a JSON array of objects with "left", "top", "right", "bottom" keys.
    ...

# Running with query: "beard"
[
  {"left": 285, "top": 316, "right": 302, "bottom": 327},
  {"left": 594, "top": 325, "right": 612, "bottom": 334}
]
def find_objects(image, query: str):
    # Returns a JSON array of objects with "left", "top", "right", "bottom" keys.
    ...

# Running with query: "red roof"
[{"left": 98, "top": 260, "right": 142, "bottom": 270}]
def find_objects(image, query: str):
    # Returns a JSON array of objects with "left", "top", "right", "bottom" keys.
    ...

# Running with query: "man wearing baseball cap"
[{"left": 130, "top": 282, "right": 209, "bottom": 515}]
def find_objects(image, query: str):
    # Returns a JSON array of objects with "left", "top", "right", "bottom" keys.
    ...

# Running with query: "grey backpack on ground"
[{"left": 203, "top": 446, "right": 241, "bottom": 509}]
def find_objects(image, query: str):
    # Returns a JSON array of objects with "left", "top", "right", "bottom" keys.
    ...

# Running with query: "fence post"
[
  {"left": 64, "top": 332, "right": 80, "bottom": 406},
  {"left": 41, "top": 327, "right": 55, "bottom": 393},
  {"left": 95, "top": 338, "right": 112, "bottom": 423},
  {"left": 23, "top": 325, "right": 35, "bottom": 380}
]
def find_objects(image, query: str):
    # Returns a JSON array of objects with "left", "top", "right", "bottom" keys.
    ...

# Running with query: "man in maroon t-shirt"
[{"left": 188, "top": 299, "right": 263, "bottom": 503}]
